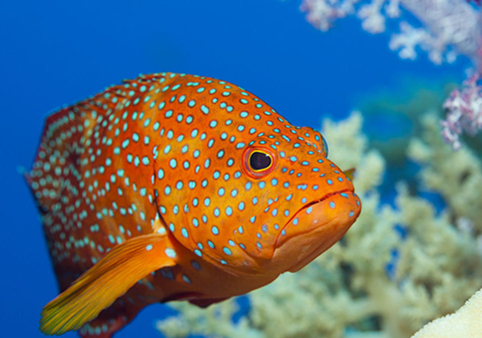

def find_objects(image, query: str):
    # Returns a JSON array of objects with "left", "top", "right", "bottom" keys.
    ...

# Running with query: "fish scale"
[{"left": 26, "top": 72, "right": 361, "bottom": 337}]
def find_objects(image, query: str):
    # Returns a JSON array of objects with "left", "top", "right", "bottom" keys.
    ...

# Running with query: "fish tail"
[
  {"left": 26, "top": 106, "right": 85, "bottom": 213},
  {"left": 26, "top": 89, "right": 124, "bottom": 214}
]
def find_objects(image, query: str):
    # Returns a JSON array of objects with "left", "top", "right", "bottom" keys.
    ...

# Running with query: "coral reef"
[
  {"left": 300, "top": 0, "right": 482, "bottom": 152},
  {"left": 412, "top": 287, "right": 482, "bottom": 338},
  {"left": 156, "top": 112, "right": 482, "bottom": 338},
  {"left": 441, "top": 74, "right": 482, "bottom": 150},
  {"left": 300, "top": 0, "right": 481, "bottom": 65},
  {"left": 155, "top": 4, "right": 482, "bottom": 337},
  {"left": 409, "top": 113, "right": 482, "bottom": 236}
]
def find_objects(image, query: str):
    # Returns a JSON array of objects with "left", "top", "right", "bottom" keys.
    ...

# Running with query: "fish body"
[{"left": 26, "top": 73, "right": 361, "bottom": 337}]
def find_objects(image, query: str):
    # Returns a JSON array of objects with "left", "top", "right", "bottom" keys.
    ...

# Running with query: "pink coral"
[
  {"left": 301, "top": 0, "right": 482, "bottom": 150},
  {"left": 301, "top": 0, "right": 481, "bottom": 64},
  {"left": 441, "top": 73, "right": 482, "bottom": 150}
]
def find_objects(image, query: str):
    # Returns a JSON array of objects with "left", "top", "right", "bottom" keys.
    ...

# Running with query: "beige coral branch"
[{"left": 411, "top": 288, "right": 482, "bottom": 338}]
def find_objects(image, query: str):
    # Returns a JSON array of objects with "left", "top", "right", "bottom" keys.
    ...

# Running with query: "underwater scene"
[{"left": 1, "top": 0, "right": 482, "bottom": 337}]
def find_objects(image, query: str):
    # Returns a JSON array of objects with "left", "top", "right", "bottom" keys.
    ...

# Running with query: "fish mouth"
[
  {"left": 296, "top": 189, "right": 352, "bottom": 215},
  {"left": 273, "top": 189, "right": 361, "bottom": 273},
  {"left": 280, "top": 188, "right": 353, "bottom": 233}
]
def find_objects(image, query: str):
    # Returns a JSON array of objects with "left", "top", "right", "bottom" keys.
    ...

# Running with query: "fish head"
[
  {"left": 152, "top": 74, "right": 360, "bottom": 277},
  {"left": 231, "top": 127, "right": 361, "bottom": 275}
]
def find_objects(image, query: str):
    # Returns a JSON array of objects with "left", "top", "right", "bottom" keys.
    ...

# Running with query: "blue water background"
[{"left": 0, "top": 1, "right": 468, "bottom": 337}]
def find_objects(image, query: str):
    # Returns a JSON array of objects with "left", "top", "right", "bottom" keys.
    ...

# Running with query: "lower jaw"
[
  {"left": 286, "top": 222, "right": 342, "bottom": 272},
  {"left": 274, "top": 191, "right": 360, "bottom": 273}
]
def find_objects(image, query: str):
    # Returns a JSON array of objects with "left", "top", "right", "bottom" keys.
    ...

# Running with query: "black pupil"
[{"left": 250, "top": 151, "right": 271, "bottom": 170}]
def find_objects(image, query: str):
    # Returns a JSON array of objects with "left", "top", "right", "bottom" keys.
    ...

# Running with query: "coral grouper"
[{"left": 26, "top": 73, "right": 361, "bottom": 337}]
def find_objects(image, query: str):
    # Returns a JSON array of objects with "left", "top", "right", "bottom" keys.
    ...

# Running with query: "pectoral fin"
[{"left": 40, "top": 233, "right": 177, "bottom": 335}]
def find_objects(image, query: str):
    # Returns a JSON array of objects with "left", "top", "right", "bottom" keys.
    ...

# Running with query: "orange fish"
[{"left": 26, "top": 73, "right": 361, "bottom": 337}]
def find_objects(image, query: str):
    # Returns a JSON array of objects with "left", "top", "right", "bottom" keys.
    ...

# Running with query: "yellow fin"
[
  {"left": 343, "top": 168, "right": 356, "bottom": 181},
  {"left": 40, "top": 233, "right": 177, "bottom": 335}
]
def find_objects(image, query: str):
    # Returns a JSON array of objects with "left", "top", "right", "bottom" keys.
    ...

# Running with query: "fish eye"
[
  {"left": 250, "top": 151, "right": 272, "bottom": 171},
  {"left": 243, "top": 147, "right": 276, "bottom": 178}
]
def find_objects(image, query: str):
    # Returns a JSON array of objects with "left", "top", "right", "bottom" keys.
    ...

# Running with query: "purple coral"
[
  {"left": 442, "top": 73, "right": 482, "bottom": 150},
  {"left": 301, "top": 0, "right": 482, "bottom": 150}
]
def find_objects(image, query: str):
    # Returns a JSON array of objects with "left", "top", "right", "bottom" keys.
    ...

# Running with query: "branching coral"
[
  {"left": 441, "top": 74, "right": 482, "bottom": 151},
  {"left": 300, "top": 0, "right": 482, "bottom": 151},
  {"left": 409, "top": 113, "right": 482, "bottom": 236},
  {"left": 300, "top": 0, "right": 482, "bottom": 65},
  {"left": 411, "top": 287, "right": 482, "bottom": 338},
  {"left": 156, "top": 112, "right": 482, "bottom": 338}
]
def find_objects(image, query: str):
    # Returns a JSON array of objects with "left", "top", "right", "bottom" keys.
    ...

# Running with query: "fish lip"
[
  {"left": 276, "top": 188, "right": 353, "bottom": 243},
  {"left": 274, "top": 188, "right": 357, "bottom": 272}
]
